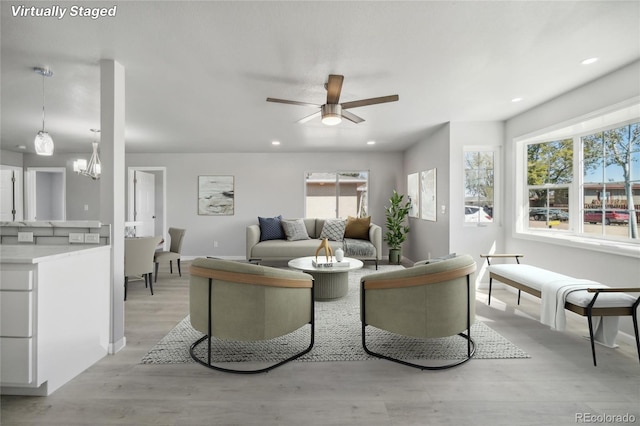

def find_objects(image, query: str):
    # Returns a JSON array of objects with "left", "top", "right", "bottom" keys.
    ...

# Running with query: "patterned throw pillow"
[
  {"left": 281, "top": 219, "right": 310, "bottom": 241},
  {"left": 344, "top": 216, "right": 371, "bottom": 239},
  {"left": 320, "top": 218, "right": 346, "bottom": 241},
  {"left": 258, "top": 215, "right": 285, "bottom": 241}
]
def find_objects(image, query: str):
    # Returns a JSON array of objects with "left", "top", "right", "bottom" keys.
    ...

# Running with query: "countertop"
[{"left": 0, "top": 244, "right": 111, "bottom": 264}]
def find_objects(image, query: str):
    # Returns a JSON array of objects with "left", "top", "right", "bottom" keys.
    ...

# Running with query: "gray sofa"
[{"left": 246, "top": 218, "right": 382, "bottom": 268}]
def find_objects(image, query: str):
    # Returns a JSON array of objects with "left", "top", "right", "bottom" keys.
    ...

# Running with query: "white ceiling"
[{"left": 2, "top": 1, "right": 639, "bottom": 154}]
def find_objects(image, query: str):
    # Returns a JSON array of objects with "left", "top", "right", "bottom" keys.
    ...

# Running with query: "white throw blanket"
[{"left": 540, "top": 279, "right": 619, "bottom": 347}]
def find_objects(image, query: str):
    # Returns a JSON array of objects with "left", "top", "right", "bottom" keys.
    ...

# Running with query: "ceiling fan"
[{"left": 266, "top": 74, "right": 399, "bottom": 125}]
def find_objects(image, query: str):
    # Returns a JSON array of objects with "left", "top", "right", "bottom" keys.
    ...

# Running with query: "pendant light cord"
[{"left": 41, "top": 73, "right": 46, "bottom": 132}]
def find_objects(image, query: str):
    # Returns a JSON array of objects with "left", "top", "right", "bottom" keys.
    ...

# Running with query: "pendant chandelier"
[
  {"left": 34, "top": 67, "right": 54, "bottom": 156},
  {"left": 73, "top": 129, "right": 102, "bottom": 180}
]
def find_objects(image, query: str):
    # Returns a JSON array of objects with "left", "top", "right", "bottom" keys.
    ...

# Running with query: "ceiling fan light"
[
  {"left": 34, "top": 131, "right": 54, "bottom": 155},
  {"left": 321, "top": 104, "right": 342, "bottom": 126}
]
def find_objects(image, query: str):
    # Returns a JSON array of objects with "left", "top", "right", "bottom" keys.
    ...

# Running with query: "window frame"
[
  {"left": 303, "top": 170, "right": 369, "bottom": 219},
  {"left": 514, "top": 100, "right": 640, "bottom": 257},
  {"left": 463, "top": 145, "right": 500, "bottom": 227}
]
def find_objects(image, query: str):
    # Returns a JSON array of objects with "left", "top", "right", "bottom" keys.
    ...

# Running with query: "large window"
[
  {"left": 305, "top": 171, "right": 369, "bottom": 218},
  {"left": 522, "top": 116, "right": 639, "bottom": 243}
]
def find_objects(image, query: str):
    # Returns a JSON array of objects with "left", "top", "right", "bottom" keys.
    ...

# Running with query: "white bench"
[{"left": 480, "top": 254, "right": 640, "bottom": 366}]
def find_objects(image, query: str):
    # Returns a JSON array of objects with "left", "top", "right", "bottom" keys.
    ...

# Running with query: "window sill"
[{"left": 514, "top": 230, "right": 640, "bottom": 258}]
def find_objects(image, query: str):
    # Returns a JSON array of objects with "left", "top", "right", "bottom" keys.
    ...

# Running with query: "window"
[
  {"left": 526, "top": 139, "right": 572, "bottom": 230},
  {"left": 582, "top": 123, "right": 639, "bottom": 239},
  {"left": 305, "top": 171, "right": 369, "bottom": 218},
  {"left": 519, "top": 107, "right": 639, "bottom": 245},
  {"left": 464, "top": 150, "right": 495, "bottom": 224}
]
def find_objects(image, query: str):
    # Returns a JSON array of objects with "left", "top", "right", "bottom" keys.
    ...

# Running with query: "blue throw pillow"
[{"left": 258, "top": 215, "right": 285, "bottom": 241}]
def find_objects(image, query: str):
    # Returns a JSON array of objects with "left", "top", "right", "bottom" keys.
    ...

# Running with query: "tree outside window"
[
  {"left": 464, "top": 150, "right": 494, "bottom": 224},
  {"left": 526, "top": 139, "right": 572, "bottom": 230},
  {"left": 582, "top": 122, "right": 639, "bottom": 239}
]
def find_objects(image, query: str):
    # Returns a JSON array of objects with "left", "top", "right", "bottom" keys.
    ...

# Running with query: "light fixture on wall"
[
  {"left": 34, "top": 67, "right": 54, "bottom": 156},
  {"left": 74, "top": 129, "right": 102, "bottom": 180}
]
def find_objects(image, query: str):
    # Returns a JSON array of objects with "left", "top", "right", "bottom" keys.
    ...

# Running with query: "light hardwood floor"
[{"left": 2, "top": 260, "right": 639, "bottom": 426}]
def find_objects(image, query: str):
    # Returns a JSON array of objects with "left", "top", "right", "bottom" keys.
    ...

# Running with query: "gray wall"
[
  {"left": 126, "top": 151, "right": 404, "bottom": 258},
  {"left": 403, "top": 123, "right": 451, "bottom": 261}
]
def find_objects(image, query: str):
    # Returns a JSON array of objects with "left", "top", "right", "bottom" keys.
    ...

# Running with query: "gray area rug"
[{"left": 141, "top": 265, "right": 529, "bottom": 364}]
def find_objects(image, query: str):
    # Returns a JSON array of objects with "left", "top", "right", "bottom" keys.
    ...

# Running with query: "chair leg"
[
  {"left": 488, "top": 277, "right": 492, "bottom": 305},
  {"left": 124, "top": 277, "right": 128, "bottom": 301},
  {"left": 170, "top": 260, "right": 173, "bottom": 274},
  {"left": 155, "top": 262, "right": 159, "bottom": 283},
  {"left": 148, "top": 273, "right": 154, "bottom": 296},
  {"left": 177, "top": 259, "right": 181, "bottom": 277}
]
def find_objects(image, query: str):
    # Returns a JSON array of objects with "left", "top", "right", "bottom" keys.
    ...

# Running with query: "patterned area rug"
[{"left": 141, "top": 265, "right": 529, "bottom": 364}]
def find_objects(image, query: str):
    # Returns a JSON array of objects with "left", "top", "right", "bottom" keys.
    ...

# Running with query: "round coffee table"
[{"left": 288, "top": 256, "right": 363, "bottom": 300}]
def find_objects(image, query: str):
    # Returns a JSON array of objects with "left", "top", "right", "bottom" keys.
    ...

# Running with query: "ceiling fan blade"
[
  {"left": 266, "top": 97, "right": 321, "bottom": 108},
  {"left": 297, "top": 111, "right": 321, "bottom": 124},
  {"left": 341, "top": 110, "right": 365, "bottom": 124},
  {"left": 325, "top": 74, "right": 344, "bottom": 104},
  {"left": 341, "top": 94, "right": 399, "bottom": 110}
]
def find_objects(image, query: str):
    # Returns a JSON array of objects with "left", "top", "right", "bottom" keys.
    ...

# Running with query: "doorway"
[
  {"left": 25, "top": 167, "right": 66, "bottom": 221},
  {"left": 127, "top": 167, "right": 167, "bottom": 248}
]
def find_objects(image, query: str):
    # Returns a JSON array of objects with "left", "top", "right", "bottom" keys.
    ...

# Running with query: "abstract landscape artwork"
[{"left": 198, "top": 175, "right": 234, "bottom": 215}]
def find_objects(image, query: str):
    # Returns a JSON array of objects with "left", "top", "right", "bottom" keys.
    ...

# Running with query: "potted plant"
[{"left": 384, "top": 190, "right": 411, "bottom": 264}]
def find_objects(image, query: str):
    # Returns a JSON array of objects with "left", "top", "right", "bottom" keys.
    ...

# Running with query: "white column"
[{"left": 100, "top": 59, "right": 126, "bottom": 353}]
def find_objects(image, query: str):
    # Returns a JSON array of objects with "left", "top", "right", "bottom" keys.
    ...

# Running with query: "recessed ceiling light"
[
  {"left": 271, "top": 141, "right": 280, "bottom": 146},
  {"left": 366, "top": 140, "right": 376, "bottom": 145},
  {"left": 581, "top": 57, "right": 598, "bottom": 65},
  {"left": 511, "top": 97, "right": 523, "bottom": 103}
]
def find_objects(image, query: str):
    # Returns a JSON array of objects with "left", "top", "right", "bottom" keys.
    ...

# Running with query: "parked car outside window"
[
  {"left": 529, "top": 208, "right": 569, "bottom": 222},
  {"left": 465, "top": 205, "right": 492, "bottom": 223},
  {"left": 584, "top": 210, "right": 629, "bottom": 225}
]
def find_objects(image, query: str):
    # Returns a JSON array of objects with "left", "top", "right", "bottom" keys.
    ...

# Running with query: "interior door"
[
  {"left": 133, "top": 170, "right": 155, "bottom": 237},
  {"left": 0, "top": 165, "right": 23, "bottom": 221},
  {"left": 24, "top": 168, "right": 65, "bottom": 221}
]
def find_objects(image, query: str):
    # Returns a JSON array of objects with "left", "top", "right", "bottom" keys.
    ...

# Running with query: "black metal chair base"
[
  {"left": 189, "top": 329, "right": 314, "bottom": 374},
  {"left": 362, "top": 328, "right": 476, "bottom": 370}
]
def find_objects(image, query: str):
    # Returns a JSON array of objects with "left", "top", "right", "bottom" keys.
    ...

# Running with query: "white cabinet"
[{"left": 0, "top": 245, "right": 111, "bottom": 396}]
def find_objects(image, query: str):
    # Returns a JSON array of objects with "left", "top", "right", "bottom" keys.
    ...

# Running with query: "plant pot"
[{"left": 388, "top": 248, "right": 402, "bottom": 264}]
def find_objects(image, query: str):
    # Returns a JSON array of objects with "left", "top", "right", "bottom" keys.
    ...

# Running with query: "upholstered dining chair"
[
  {"left": 154, "top": 227, "right": 186, "bottom": 282},
  {"left": 189, "top": 257, "right": 315, "bottom": 374},
  {"left": 124, "top": 235, "right": 163, "bottom": 300},
  {"left": 360, "top": 254, "right": 477, "bottom": 370}
]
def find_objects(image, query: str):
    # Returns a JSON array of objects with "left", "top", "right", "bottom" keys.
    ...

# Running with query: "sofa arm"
[
  {"left": 369, "top": 223, "right": 382, "bottom": 260},
  {"left": 246, "top": 224, "right": 261, "bottom": 260}
]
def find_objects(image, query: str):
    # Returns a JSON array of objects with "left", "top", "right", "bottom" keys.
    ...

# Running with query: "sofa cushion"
[
  {"left": 258, "top": 215, "right": 285, "bottom": 241},
  {"left": 281, "top": 219, "right": 310, "bottom": 241},
  {"left": 251, "top": 239, "right": 343, "bottom": 259},
  {"left": 320, "top": 218, "right": 346, "bottom": 241},
  {"left": 344, "top": 216, "right": 371, "bottom": 239}
]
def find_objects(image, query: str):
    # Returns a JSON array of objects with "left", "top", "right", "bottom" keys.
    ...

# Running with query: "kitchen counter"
[
  {"left": 0, "top": 244, "right": 110, "bottom": 264},
  {"left": 1, "top": 243, "right": 111, "bottom": 396}
]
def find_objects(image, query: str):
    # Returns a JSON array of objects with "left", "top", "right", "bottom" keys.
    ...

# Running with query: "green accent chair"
[
  {"left": 360, "top": 254, "right": 477, "bottom": 370},
  {"left": 189, "top": 258, "right": 315, "bottom": 374}
]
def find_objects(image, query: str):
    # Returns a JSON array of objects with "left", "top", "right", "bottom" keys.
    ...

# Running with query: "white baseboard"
[
  {"left": 108, "top": 336, "right": 126, "bottom": 354},
  {"left": 181, "top": 255, "right": 245, "bottom": 261}
]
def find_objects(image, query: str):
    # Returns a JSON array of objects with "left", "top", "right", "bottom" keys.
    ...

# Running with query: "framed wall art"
[
  {"left": 420, "top": 168, "right": 437, "bottom": 221},
  {"left": 198, "top": 175, "right": 234, "bottom": 215},
  {"left": 407, "top": 172, "right": 419, "bottom": 218}
]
